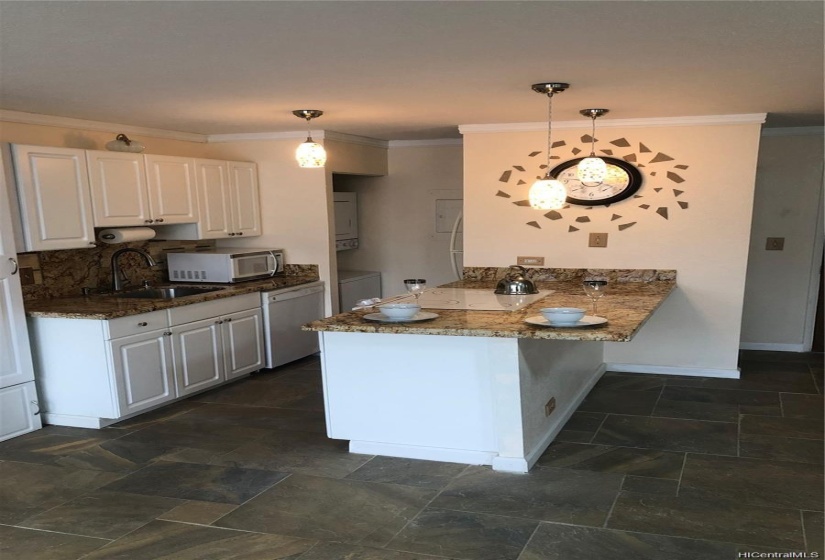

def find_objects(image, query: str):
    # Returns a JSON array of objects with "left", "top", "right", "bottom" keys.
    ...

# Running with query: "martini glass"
[
  {"left": 582, "top": 280, "right": 608, "bottom": 315},
  {"left": 403, "top": 278, "right": 427, "bottom": 303}
]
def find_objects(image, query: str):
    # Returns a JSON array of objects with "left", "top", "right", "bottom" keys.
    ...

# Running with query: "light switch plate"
[
  {"left": 589, "top": 233, "right": 608, "bottom": 248},
  {"left": 517, "top": 256, "right": 545, "bottom": 266},
  {"left": 766, "top": 237, "right": 785, "bottom": 251}
]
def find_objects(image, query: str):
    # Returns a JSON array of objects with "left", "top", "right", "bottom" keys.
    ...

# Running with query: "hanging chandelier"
[
  {"left": 577, "top": 108, "right": 609, "bottom": 186},
  {"left": 292, "top": 109, "right": 327, "bottom": 168},
  {"left": 529, "top": 82, "right": 569, "bottom": 210}
]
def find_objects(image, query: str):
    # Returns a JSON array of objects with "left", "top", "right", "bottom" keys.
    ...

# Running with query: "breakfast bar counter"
[{"left": 306, "top": 268, "right": 676, "bottom": 473}]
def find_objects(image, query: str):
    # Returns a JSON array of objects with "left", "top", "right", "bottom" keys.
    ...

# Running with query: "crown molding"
[
  {"left": 389, "top": 138, "right": 464, "bottom": 148},
  {"left": 761, "top": 126, "right": 824, "bottom": 137},
  {"left": 459, "top": 113, "right": 768, "bottom": 135},
  {"left": 208, "top": 129, "right": 388, "bottom": 148},
  {"left": 0, "top": 109, "right": 208, "bottom": 142}
]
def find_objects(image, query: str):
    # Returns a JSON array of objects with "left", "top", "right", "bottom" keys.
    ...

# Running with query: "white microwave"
[{"left": 167, "top": 248, "right": 284, "bottom": 283}]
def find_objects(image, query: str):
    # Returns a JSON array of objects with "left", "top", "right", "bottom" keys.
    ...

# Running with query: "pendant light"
[
  {"left": 529, "top": 82, "right": 570, "bottom": 210},
  {"left": 577, "top": 108, "right": 609, "bottom": 186},
  {"left": 292, "top": 109, "right": 327, "bottom": 168}
]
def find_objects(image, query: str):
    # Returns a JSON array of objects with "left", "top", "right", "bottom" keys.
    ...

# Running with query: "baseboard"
[
  {"left": 521, "top": 362, "right": 608, "bottom": 471},
  {"left": 739, "top": 343, "right": 807, "bottom": 352},
  {"left": 606, "top": 362, "right": 740, "bottom": 379},
  {"left": 349, "top": 440, "right": 496, "bottom": 467},
  {"left": 42, "top": 413, "right": 112, "bottom": 429}
]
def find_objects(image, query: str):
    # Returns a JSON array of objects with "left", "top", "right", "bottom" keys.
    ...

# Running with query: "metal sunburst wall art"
[{"left": 495, "top": 136, "right": 690, "bottom": 232}]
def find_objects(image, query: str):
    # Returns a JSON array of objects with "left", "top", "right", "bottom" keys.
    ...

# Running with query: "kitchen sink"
[{"left": 113, "top": 286, "right": 227, "bottom": 299}]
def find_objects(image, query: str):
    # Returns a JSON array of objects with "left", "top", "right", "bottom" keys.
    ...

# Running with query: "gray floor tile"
[
  {"left": 387, "top": 507, "right": 538, "bottom": 560},
  {"left": 19, "top": 490, "right": 183, "bottom": 539},
  {"left": 707, "top": 364, "right": 819, "bottom": 394},
  {"left": 116, "top": 420, "right": 261, "bottom": 454},
  {"left": 193, "top": 378, "right": 324, "bottom": 411},
  {"left": 680, "top": 454, "right": 824, "bottom": 511},
  {"left": 215, "top": 474, "right": 436, "bottom": 547},
  {"left": 0, "top": 432, "right": 107, "bottom": 466},
  {"left": 595, "top": 372, "right": 666, "bottom": 391},
  {"left": 108, "top": 400, "right": 205, "bottom": 430},
  {"left": 652, "top": 398, "right": 740, "bottom": 422},
  {"left": 215, "top": 429, "right": 372, "bottom": 478},
  {"left": 0, "top": 461, "right": 121, "bottom": 525},
  {"left": 519, "top": 522, "right": 736, "bottom": 560},
  {"left": 297, "top": 541, "right": 445, "bottom": 559},
  {"left": 577, "top": 387, "right": 660, "bottom": 415},
  {"left": 592, "top": 415, "right": 738, "bottom": 455},
  {"left": 0, "top": 524, "right": 108, "bottom": 560},
  {"left": 101, "top": 460, "right": 288, "bottom": 504},
  {"left": 621, "top": 475, "right": 679, "bottom": 496},
  {"left": 657, "top": 385, "right": 782, "bottom": 419},
  {"left": 608, "top": 491, "right": 805, "bottom": 548},
  {"left": 167, "top": 403, "right": 327, "bottom": 434},
  {"left": 535, "top": 442, "right": 684, "bottom": 479},
  {"left": 781, "top": 393, "right": 825, "bottom": 419},
  {"left": 554, "top": 411, "right": 605, "bottom": 443},
  {"left": 431, "top": 465, "right": 623, "bottom": 526},
  {"left": 346, "top": 456, "right": 469, "bottom": 489},
  {"left": 804, "top": 511, "right": 824, "bottom": 554},
  {"left": 158, "top": 500, "right": 238, "bottom": 525},
  {"left": 741, "top": 414, "right": 824, "bottom": 439},
  {"left": 81, "top": 519, "right": 314, "bottom": 560},
  {"left": 739, "top": 433, "right": 824, "bottom": 465},
  {"left": 54, "top": 438, "right": 176, "bottom": 473}
]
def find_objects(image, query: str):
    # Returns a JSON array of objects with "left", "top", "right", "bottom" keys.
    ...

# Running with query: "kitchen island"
[{"left": 305, "top": 268, "right": 675, "bottom": 473}]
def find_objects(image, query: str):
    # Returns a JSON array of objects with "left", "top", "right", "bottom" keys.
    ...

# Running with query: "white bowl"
[
  {"left": 540, "top": 307, "right": 586, "bottom": 325},
  {"left": 377, "top": 303, "right": 421, "bottom": 320}
]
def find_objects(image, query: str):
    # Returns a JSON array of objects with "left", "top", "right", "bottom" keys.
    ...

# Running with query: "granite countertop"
[
  {"left": 24, "top": 274, "right": 320, "bottom": 320},
  {"left": 306, "top": 278, "right": 676, "bottom": 342}
]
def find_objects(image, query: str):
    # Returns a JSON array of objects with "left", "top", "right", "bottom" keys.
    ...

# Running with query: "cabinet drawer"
[
  {"left": 167, "top": 293, "right": 259, "bottom": 326},
  {"left": 105, "top": 310, "right": 169, "bottom": 339}
]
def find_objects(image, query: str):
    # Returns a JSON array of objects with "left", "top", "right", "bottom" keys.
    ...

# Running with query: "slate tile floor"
[{"left": 0, "top": 351, "right": 822, "bottom": 559}]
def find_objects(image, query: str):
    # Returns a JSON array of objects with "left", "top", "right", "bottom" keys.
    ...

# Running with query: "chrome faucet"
[{"left": 111, "top": 248, "right": 157, "bottom": 292}]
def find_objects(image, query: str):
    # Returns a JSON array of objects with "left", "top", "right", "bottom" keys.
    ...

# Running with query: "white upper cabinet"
[
  {"left": 10, "top": 145, "right": 96, "bottom": 251},
  {"left": 144, "top": 154, "right": 198, "bottom": 225},
  {"left": 86, "top": 151, "right": 150, "bottom": 227},
  {"left": 163, "top": 160, "right": 261, "bottom": 240},
  {"left": 194, "top": 159, "right": 232, "bottom": 238},
  {"left": 228, "top": 161, "right": 261, "bottom": 238}
]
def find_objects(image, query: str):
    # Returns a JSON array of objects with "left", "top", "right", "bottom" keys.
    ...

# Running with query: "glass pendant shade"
[
  {"left": 295, "top": 139, "right": 327, "bottom": 168},
  {"left": 577, "top": 155, "right": 608, "bottom": 186},
  {"left": 529, "top": 176, "right": 568, "bottom": 210},
  {"left": 105, "top": 134, "right": 145, "bottom": 153}
]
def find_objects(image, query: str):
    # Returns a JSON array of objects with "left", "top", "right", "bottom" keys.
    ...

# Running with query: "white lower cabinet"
[
  {"left": 29, "top": 293, "right": 263, "bottom": 428},
  {"left": 172, "top": 318, "right": 223, "bottom": 397},
  {"left": 109, "top": 329, "right": 176, "bottom": 415},
  {"left": 0, "top": 382, "right": 41, "bottom": 442}
]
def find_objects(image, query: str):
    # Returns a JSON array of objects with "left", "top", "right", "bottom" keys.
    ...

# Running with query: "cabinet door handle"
[
  {"left": 137, "top": 322, "right": 148, "bottom": 327},
  {"left": 31, "top": 400, "right": 40, "bottom": 416},
  {"left": 228, "top": 233, "right": 236, "bottom": 236},
  {"left": 8, "top": 258, "right": 18, "bottom": 275},
  {"left": 237, "top": 232, "right": 243, "bottom": 236},
  {"left": 155, "top": 218, "right": 164, "bottom": 223},
  {"left": 145, "top": 219, "right": 154, "bottom": 224},
  {"left": 163, "top": 331, "right": 172, "bottom": 336},
  {"left": 225, "top": 317, "right": 232, "bottom": 322},
  {"left": 215, "top": 320, "right": 223, "bottom": 324}
]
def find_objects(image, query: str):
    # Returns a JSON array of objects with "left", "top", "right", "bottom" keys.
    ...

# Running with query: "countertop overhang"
[
  {"left": 306, "top": 277, "right": 676, "bottom": 342},
  {"left": 24, "top": 275, "right": 320, "bottom": 320}
]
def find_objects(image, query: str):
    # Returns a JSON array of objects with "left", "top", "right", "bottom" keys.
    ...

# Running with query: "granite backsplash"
[
  {"left": 462, "top": 267, "right": 677, "bottom": 283},
  {"left": 18, "top": 241, "right": 317, "bottom": 301}
]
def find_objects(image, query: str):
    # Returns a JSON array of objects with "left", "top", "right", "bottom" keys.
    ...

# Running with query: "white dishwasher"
[{"left": 261, "top": 281, "right": 325, "bottom": 368}]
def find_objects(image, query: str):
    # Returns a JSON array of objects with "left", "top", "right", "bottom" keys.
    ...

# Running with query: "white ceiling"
[{"left": 1, "top": 1, "right": 822, "bottom": 140}]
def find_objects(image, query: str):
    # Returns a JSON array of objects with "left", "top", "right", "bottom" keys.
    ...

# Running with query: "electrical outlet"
[
  {"left": 517, "top": 256, "right": 545, "bottom": 266},
  {"left": 544, "top": 397, "right": 556, "bottom": 416},
  {"left": 766, "top": 237, "right": 785, "bottom": 251},
  {"left": 589, "top": 233, "right": 608, "bottom": 248}
]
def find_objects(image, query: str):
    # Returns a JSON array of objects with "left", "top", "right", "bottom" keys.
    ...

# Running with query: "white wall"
[
  {"left": 740, "top": 131, "right": 824, "bottom": 351},
  {"left": 335, "top": 144, "right": 464, "bottom": 299},
  {"left": 462, "top": 120, "right": 763, "bottom": 374}
]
